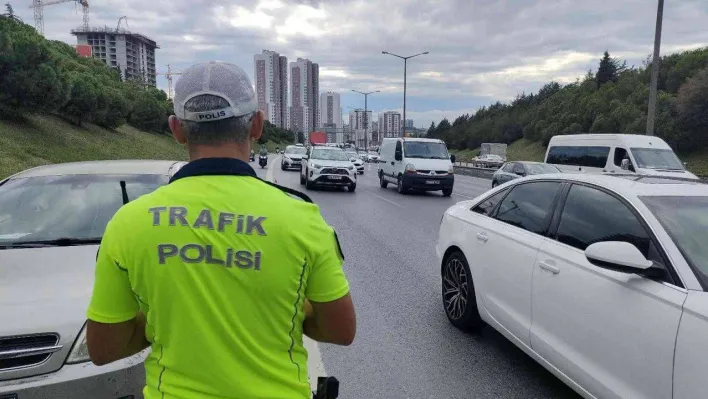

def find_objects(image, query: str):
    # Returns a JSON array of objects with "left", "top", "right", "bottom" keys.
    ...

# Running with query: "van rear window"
[{"left": 546, "top": 146, "right": 610, "bottom": 168}]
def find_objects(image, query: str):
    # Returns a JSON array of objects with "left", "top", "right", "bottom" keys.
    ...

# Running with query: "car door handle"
[
  {"left": 538, "top": 261, "right": 560, "bottom": 274},
  {"left": 476, "top": 232, "right": 489, "bottom": 243}
]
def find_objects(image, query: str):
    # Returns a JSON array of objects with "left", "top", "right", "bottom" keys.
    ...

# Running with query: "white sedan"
[{"left": 436, "top": 173, "right": 708, "bottom": 399}]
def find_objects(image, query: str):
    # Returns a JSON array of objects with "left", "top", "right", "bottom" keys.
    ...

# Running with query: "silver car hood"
[{"left": 0, "top": 245, "right": 98, "bottom": 380}]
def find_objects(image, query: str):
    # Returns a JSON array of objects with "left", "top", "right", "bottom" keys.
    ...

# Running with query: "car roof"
[
  {"left": 520, "top": 173, "right": 708, "bottom": 197},
  {"left": 7, "top": 159, "right": 185, "bottom": 180}
]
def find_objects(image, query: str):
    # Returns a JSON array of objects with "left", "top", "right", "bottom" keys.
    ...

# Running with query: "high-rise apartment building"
[
  {"left": 405, "top": 119, "right": 414, "bottom": 129},
  {"left": 379, "top": 111, "right": 402, "bottom": 138},
  {"left": 290, "top": 58, "right": 319, "bottom": 138},
  {"left": 254, "top": 50, "right": 288, "bottom": 128},
  {"left": 72, "top": 27, "right": 158, "bottom": 87},
  {"left": 319, "top": 92, "right": 342, "bottom": 128},
  {"left": 349, "top": 109, "right": 373, "bottom": 148}
]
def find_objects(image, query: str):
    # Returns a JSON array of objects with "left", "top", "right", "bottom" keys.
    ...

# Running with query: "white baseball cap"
[{"left": 173, "top": 61, "right": 258, "bottom": 122}]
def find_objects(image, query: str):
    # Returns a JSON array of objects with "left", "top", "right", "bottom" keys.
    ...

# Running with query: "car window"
[
  {"left": 502, "top": 163, "right": 515, "bottom": 172},
  {"left": 556, "top": 184, "right": 651, "bottom": 257},
  {"left": 494, "top": 182, "right": 562, "bottom": 234},
  {"left": 0, "top": 174, "right": 167, "bottom": 245},
  {"left": 546, "top": 145, "right": 610, "bottom": 168},
  {"left": 472, "top": 188, "right": 510, "bottom": 216},
  {"left": 526, "top": 163, "right": 561, "bottom": 174},
  {"left": 642, "top": 196, "right": 708, "bottom": 286}
]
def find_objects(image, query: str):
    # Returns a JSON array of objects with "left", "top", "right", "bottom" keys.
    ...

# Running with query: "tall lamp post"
[
  {"left": 646, "top": 0, "right": 664, "bottom": 136},
  {"left": 351, "top": 89, "right": 379, "bottom": 150},
  {"left": 382, "top": 50, "right": 429, "bottom": 137}
]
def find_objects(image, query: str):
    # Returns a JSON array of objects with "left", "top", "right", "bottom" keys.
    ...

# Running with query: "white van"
[
  {"left": 545, "top": 134, "right": 698, "bottom": 180},
  {"left": 378, "top": 137, "right": 456, "bottom": 196}
]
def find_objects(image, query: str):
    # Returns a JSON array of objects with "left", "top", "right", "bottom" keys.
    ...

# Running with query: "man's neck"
[{"left": 188, "top": 144, "right": 250, "bottom": 162}]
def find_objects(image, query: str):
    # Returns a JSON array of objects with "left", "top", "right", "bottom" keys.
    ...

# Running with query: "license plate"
[
  {"left": 426, "top": 180, "right": 440, "bottom": 184},
  {"left": 328, "top": 176, "right": 343, "bottom": 180}
]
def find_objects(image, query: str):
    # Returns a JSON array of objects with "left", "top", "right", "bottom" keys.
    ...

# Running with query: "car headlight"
[
  {"left": 66, "top": 322, "right": 90, "bottom": 364},
  {"left": 448, "top": 165, "right": 454, "bottom": 174},
  {"left": 284, "top": 156, "right": 291, "bottom": 162},
  {"left": 313, "top": 164, "right": 322, "bottom": 169},
  {"left": 348, "top": 165, "right": 354, "bottom": 171},
  {"left": 405, "top": 163, "right": 417, "bottom": 173}
]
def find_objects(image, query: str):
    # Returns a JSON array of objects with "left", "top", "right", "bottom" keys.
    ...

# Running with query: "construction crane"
[
  {"left": 116, "top": 15, "right": 127, "bottom": 31},
  {"left": 30, "top": 0, "right": 89, "bottom": 36},
  {"left": 157, "top": 65, "right": 183, "bottom": 100}
]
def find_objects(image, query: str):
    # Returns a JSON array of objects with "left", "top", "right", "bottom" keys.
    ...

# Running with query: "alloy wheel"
[{"left": 442, "top": 257, "right": 468, "bottom": 320}]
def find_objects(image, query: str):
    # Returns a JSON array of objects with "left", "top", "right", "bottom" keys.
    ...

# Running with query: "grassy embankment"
[
  {"left": 451, "top": 138, "right": 708, "bottom": 176},
  {"left": 0, "top": 114, "right": 286, "bottom": 179}
]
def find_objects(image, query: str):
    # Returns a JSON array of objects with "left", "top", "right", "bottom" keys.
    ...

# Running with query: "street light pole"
[
  {"left": 646, "top": 0, "right": 664, "bottom": 136},
  {"left": 352, "top": 89, "right": 380, "bottom": 151},
  {"left": 382, "top": 50, "right": 429, "bottom": 137}
]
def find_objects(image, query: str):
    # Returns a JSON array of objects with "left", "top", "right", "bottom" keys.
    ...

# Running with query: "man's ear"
[
  {"left": 249, "top": 111, "right": 264, "bottom": 141},
  {"left": 168, "top": 115, "right": 187, "bottom": 145}
]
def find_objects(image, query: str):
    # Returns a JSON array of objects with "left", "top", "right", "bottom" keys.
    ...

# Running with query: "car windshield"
[
  {"left": 0, "top": 174, "right": 167, "bottom": 246},
  {"left": 631, "top": 148, "right": 684, "bottom": 171},
  {"left": 526, "top": 164, "right": 560, "bottom": 174},
  {"left": 403, "top": 141, "right": 450, "bottom": 159},
  {"left": 311, "top": 148, "right": 350, "bottom": 161},
  {"left": 641, "top": 196, "right": 708, "bottom": 284},
  {"left": 286, "top": 147, "right": 307, "bottom": 155}
]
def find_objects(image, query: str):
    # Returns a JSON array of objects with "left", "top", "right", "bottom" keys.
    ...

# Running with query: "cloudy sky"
[{"left": 14, "top": 0, "right": 708, "bottom": 128}]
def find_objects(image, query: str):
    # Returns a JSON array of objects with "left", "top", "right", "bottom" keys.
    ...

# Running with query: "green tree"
[{"left": 596, "top": 51, "right": 626, "bottom": 88}]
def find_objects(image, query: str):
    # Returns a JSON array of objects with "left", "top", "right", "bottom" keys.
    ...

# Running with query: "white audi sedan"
[{"left": 436, "top": 173, "right": 708, "bottom": 399}]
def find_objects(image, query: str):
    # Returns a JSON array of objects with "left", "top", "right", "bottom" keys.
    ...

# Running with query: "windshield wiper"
[{"left": 0, "top": 237, "right": 102, "bottom": 249}]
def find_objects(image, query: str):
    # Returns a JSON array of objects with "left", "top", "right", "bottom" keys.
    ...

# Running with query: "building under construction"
[{"left": 71, "top": 26, "right": 158, "bottom": 87}]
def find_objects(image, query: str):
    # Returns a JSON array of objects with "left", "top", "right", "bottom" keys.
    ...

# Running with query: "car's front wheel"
[
  {"left": 442, "top": 187, "right": 453, "bottom": 197},
  {"left": 491, "top": 180, "right": 498, "bottom": 188},
  {"left": 348, "top": 183, "right": 356, "bottom": 192},
  {"left": 442, "top": 250, "right": 484, "bottom": 332},
  {"left": 397, "top": 175, "right": 407, "bottom": 194},
  {"left": 300, "top": 172, "right": 306, "bottom": 185}
]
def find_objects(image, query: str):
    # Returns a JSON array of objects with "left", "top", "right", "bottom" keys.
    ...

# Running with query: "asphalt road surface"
[{"left": 252, "top": 155, "right": 580, "bottom": 399}]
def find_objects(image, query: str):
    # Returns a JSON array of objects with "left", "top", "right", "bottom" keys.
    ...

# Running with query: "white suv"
[{"left": 300, "top": 146, "right": 357, "bottom": 192}]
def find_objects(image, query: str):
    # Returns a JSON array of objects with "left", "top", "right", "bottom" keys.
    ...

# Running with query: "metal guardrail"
[{"left": 454, "top": 162, "right": 708, "bottom": 181}]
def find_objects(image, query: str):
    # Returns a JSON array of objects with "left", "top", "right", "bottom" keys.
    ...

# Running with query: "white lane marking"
[
  {"left": 265, "top": 156, "right": 279, "bottom": 183},
  {"left": 452, "top": 193, "right": 475, "bottom": 199},
  {"left": 265, "top": 156, "right": 328, "bottom": 389},
  {"left": 362, "top": 189, "right": 404, "bottom": 207}
]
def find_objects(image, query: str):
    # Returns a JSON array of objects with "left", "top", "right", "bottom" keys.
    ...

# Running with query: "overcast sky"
[{"left": 14, "top": 0, "right": 708, "bottom": 128}]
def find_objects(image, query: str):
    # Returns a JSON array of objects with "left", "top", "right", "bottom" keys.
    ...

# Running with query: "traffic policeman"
[{"left": 85, "top": 61, "right": 356, "bottom": 399}]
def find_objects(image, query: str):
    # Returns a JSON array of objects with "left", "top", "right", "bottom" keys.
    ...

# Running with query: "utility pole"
[
  {"left": 382, "top": 50, "right": 429, "bottom": 137},
  {"left": 646, "top": 0, "right": 664, "bottom": 136},
  {"left": 351, "top": 90, "right": 379, "bottom": 151}
]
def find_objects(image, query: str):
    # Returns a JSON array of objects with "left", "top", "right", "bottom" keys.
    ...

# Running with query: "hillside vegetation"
[
  {"left": 0, "top": 9, "right": 294, "bottom": 171},
  {"left": 0, "top": 114, "right": 187, "bottom": 179},
  {"left": 433, "top": 49, "right": 708, "bottom": 175}
]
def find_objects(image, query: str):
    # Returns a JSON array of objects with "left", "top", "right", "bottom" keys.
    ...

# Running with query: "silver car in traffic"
[{"left": 0, "top": 160, "right": 185, "bottom": 399}]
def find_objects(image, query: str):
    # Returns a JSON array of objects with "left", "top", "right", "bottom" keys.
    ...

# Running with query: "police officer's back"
[{"left": 85, "top": 61, "right": 356, "bottom": 399}]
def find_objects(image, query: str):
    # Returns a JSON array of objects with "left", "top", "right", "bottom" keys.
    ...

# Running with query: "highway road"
[{"left": 253, "top": 156, "right": 580, "bottom": 399}]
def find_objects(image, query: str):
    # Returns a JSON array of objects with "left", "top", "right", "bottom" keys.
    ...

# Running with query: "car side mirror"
[
  {"left": 621, "top": 159, "right": 630, "bottom": 170},
  {"left": 585, "top": 241, "right": 662, "bottom": 277},
  {"left": 450, "top": 154, "right": 456, "bottom": 163},
  {"left": 395, "top": 151, "right": 403, "bottom": 161}
]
